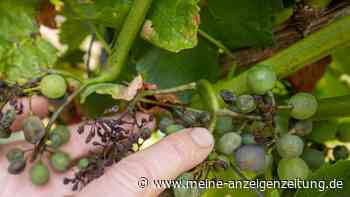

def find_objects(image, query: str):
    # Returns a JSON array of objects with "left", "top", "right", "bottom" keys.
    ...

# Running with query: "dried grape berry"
[
  {"left": 22, "top": 116, "right": 45, "bottom": 144},
  {"left": 40, "top": 74, "right": 67, "bottom": 99}
]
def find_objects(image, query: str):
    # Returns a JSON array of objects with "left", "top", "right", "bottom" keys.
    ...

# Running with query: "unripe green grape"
[
  {"left": 30, "top": 162, "right": 50, "bottom": 186},
  {"left": 159, "top": 116, "right": 174, "bottom": 131},
  {"left": 247, "top": 65, "right": 277, "bottom": 95},
  {"left": 78, "top": 158, "right": 90, "bottom": 170},
  {"left": 52, "top": 125, "right": 70, "bottom": 145},
  {"left": 294, "top": 120, "right": 313, "bottom": 136},
  {"left": 234, "top": 145, "right": 266, "bottom": 174},
  {"left": 278, "top": 158, "right": 310, "bottom": 180},
  {"left": 333, "top": 146, "right": 349, "bottom": 161},
  {"left": 40, "top": 74, "right": 67, "bottom": 99},
  {"left": 301, "top": 148, "right": 324, "bottom": 170},
  {"left": 6, "top": 148, "right": 25, "bottom": 162},
  {"left": 47, "top": 132, "right": 63, "bottom": 149},
  {"left": 276, "top": 134, "right": 304, "bottom": 158},
  {"left": 236, "top": 95, "right": 256, "bottom": 113},
  {"left": 8, "top": 159, "right": 26, "bottom": 175},
  {"left": 217, "top": 132, "right": 242, "bottom": 155},
  {"left": 164, "top": 124, "right": 184, "bottom": 135},
  {"left": 22, "top": 116, "right": 45, "bottom": 144},
  {"left": 50, "top": 152, "right": 71, "bottom": 172},
  {"left": 336, "top": 122, "right": 350, "bottom": 142},
  {"left": 215, "top": 116, "right": 233, "bottom": 134},
  {"left": 241, "top": 133, "right": 256, "bottom": 145},
  {"left": 288, "top": 93, "right": 318, "bottom": 120}
]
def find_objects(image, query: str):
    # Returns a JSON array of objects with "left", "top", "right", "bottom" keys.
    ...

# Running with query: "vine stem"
[
  {"left": 97, "top": 0, "right": 154, "bottom": 82},
  {"left": 217, "top": 109, "right": 262, "bottom": 121},
  {"left": 142, "top": 82, "right": 197, "bottom": 96},
  {"left": 139, "top": 98, "right": 204, "bottom": 114},
  {"left": 198, "top": 29, "right": 235, "bottom": 59}
]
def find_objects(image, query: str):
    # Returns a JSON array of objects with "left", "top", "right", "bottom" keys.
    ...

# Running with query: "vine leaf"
[
  {"left": 200, "top": 0, "right": 282, "bottom": 49},
  {"left": 0, "top": 0, "right": 58, "bottom": 84},
  {"left": 295, "top": 160, "right": 350, "bottom": 197},
  {"left": 141, "top": 0, "right": 200, "bottom": 53},
  {"left": 80, "top": 75, "right": 143, "bottom": 103}
]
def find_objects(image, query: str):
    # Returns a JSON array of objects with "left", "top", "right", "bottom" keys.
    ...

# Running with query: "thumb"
[{"left": 79, "top": 128, "right": 214, "bottom": 197}]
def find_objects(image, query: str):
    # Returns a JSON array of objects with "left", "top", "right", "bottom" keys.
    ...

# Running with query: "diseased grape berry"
[
  {"left": 48, "top": 132, "right": 63, "bottom": 149},
  {"left": 336, "top": 122, "right": 350, "bottom": 142},
  {"left": 276, "top": 134, "right": 304, "bottom": 158},
  {"left": 22, "top": 116, "right": 45, "bottom": 144},
  {"left": 288, "top": 93, "right": 318, "bottom": 120},
  {"left": 48, "top": 125, "right": 70, "bottom": 148},
  {"left": 247, "top": 65, "right": 277, "bottom": 95},
  {"left": 293, "top": 120, "right": 313, "bottom": 136},
  {"left": 234, "top": 145, "right": 266, "bottom": 174},
  {"left": 220, "top": 90, "right": 236, "bottom": 103},
  {"left": 217, "top": 132, "right": 242, "bottom": 155},
  {"left": 0, "top": 108, "right": 17, "bottom": 138},
  {"left": 236, "top": 95, "right": 256, "bottom": 113},
  {"left": 78, "top": 158, "right": 89, "bottom": 170},
  {"left": 40, "top": 74, "right": 67, "bottom": 99},
  {"left": 50, "top": 152, "right": 71, "bottom": 172},
  {"left": 30, "top": 162, "right": 50, "bottom": 186},
  {"left": 215, "top": 116, "right": 233, "bottom": 134},
  {"left": 159, "top": 116, "right": 174, "bottom": 131},
  {"left": 241, "top": 133, "right": 256, "bottom": 145},
  {"left": 164, "top": 124, "right": 184, "bottom": 135},
  {"left": 278, "top": 158, "right": 310, "bottom": 180},
  {"left": 8, "top": 159, "right": 26, "bottom": 175},
  {"left": 6, "top": 148, "right": 25, "bottom": 162},
  {"left": 333, "top": 146, "right": 349, "bottom": 161},
  {"left": 301, "top": 148, "right": 324, "bottom": 170}
]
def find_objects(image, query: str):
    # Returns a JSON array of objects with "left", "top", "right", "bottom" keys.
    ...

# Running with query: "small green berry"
[
  {"left": 48, "top": 132, "right": 63, "bottom": 149},
  {"left": 276, "top": 134, "right": 304, "bottom": 158},
  {"left": 236, "top": 95, "right": 256, "bottom": 113},
  {"left": 22, "top": 116, "right": 45, "bottom": 144},
  {"left": 247, "top": 65, "right": 277, "bottom": 95},
  {"left": 288, "top": 93, "right": 318, "bottom": 120},
  {"left": 30, "top": 162, "right": 50, "bottom": 186},
  {"left": 241, "top": 133, "right": 256, "bottom": 145},
  {"left": 215, "top": 116, "right": 233, "bottom": 134},
  {"left": 40, "top": 74, "right": 67, "bottom": 99},
  {"left": 50, "top": 152, "right": 71, "bottom": 172},
  {"left": 278, "top": 158, "right": 310, "bottom": 180},
  {"left": 217, "top": 132, "right": 242, "bottom": 155},
  {"left": 294, "top": 120, "right": 313, "bottom": 136},
  {"left": 301, "top": 148, "right": 324, "bottom": 170},
  {"left": 6, "top": 148, "right": 25, "bottom": 162},
  {"left": 164, "top": 124, "right": 184, "bottom": 135},
  {"left": 78, "top": 158, "right": 90, "bottom": 170}
]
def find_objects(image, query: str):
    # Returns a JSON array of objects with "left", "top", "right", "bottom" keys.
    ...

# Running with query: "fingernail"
[{"left": 190, "top": 128, "right": 214, "bottom": 148}]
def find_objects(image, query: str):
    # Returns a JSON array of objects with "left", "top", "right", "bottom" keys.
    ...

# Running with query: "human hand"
[{"left": 0, "top": 97, "right": 214, "bottom": 197}]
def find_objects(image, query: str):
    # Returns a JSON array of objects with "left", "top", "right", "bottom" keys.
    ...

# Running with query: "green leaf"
[
  {"left": 4, "top": 37, "right": 58, "bottom": 84},
  {"left": 141, "top": 0, "right": 200, "bottom": 52},
  {"left": 295, "top": 160, "right": 350, "bottom": 197},
  {"left": 200, "top": 0, "right": 282, "bottom": 49},
  {"left": 331, "top": 46, "right": 350, "bottom": 75},
  {"left": 59, "top": 19, "right": 90, "bottom": 50},
  {"left": 64, "top": 0, "right": 133, "bottom": 28},
  {"left": 136, "top": 39, "right": 219, "bottom": 101}
]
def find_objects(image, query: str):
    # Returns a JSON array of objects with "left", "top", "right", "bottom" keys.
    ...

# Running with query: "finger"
[
  {"left": 6, "top": 96, "right": 49, "bottom": 132},
  {"left": 79, "top": 127, "right": 214, "bottom": 197}
]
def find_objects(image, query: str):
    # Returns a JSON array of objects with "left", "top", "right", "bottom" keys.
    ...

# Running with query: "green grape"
[
  {"left": 47, "top": 132, "right": 63, "bottom": 149},
  {"left": 217, "top": 132, "right": 242, "bottom": 155},
  {"left": 288, "top": 93, "right": 318, "bottom": 120},
  {"left": 50, "top": 152, "right": 71, "bottom": 172},
  {"left": 301, "top": 148, "right": 324, "bottom": 170},
  {"left": 247, "top": 65, "right": 277, "bottom": 95},
  {"left": 52, "top": 125, "right": 70, "bottom": 144},
  {"left": 164, "top": 124, "right": 184, "bottom": 135},
  {"left": 78, "top": 158, "right": 90, "bottom": 170},
  {"left": 40, "top": 74, "right": 67, "bottom": 99},
  {"left": 159, "top": 116, "right": 174, "bottom": 131},
  {"left": 6, "top": 148, "right": 25, "bottom": 162},
  {"left": 336, "top": 122, "right": 350, "bottom": 142},
  {"left": 241, "top": 133, "right": 256, "bottom": 145},
  {"left": 8, "top": 159, "right": 26, "bottom": 175},
  {"left": 294, "top": 120, "right": 313, "bottom": 136},
  {"left": 30, "top": 162, "right": 50, "bottom": 186},
  {"left": 236, "top": 95, "right": 256, "bottom": 113},
  {"left": 22, "top": 116, "right": 45, "bottom": 144},
  {"left": 276, "top": 134, "right": 304, "bottom": 158},
  {"left": 215, "top": 116, "right": 233, "bottom": 134},
  {"left": 333, "top": 146, "right": 349, "bottom": 161},
  {"left": 278, "top": 158, "right": 310, "bottom": 180}
]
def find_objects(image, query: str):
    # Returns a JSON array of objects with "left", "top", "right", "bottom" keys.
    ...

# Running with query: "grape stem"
[
  {"left": 138, "top": 98, "right": 205, "bottom": 114},
  {"left": 198, "top": 29, "right": 235, "bottom": 59},
  {"left": 141, "top": 82, "right": 197, "bottom": 96},
  {"left": 217, "top": 109, "right": 262, "bottom": 120}
]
